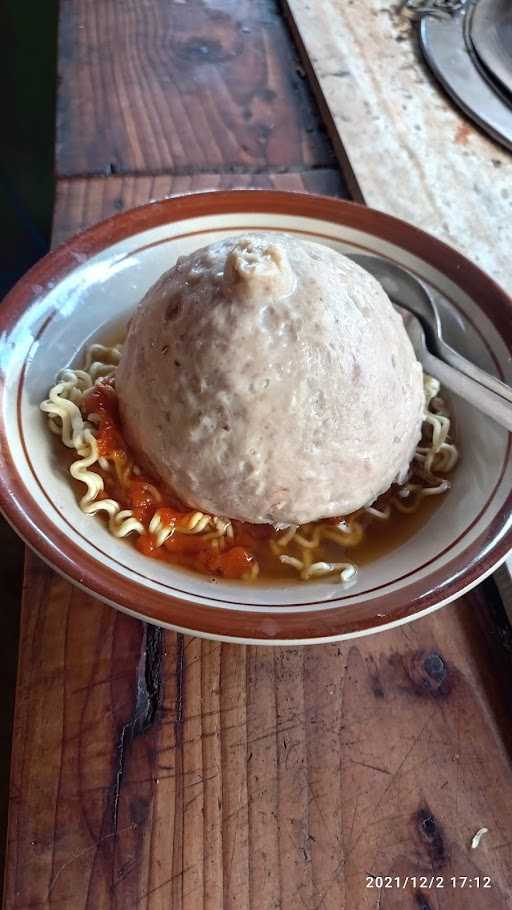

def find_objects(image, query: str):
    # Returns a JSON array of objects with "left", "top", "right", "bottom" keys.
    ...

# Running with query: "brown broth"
[{"left": 248, "top": 489, "right": 445, "bottom": 582}]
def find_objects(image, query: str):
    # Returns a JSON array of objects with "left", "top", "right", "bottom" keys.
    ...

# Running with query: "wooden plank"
[
  {"left": 7, "top": 563, "right": 512, "bottom": 907},
  {"left": 7, "top": 173, "right": 512, "bottom": 909},
  {"left": 56, "top": 0, "right": 335, "bottom": 176},
  {"left": 281, "top": 0, "right": 512, "bottom": 294},
  {"left": 50, "top": 168, "right": 345, "bottom": 247}
]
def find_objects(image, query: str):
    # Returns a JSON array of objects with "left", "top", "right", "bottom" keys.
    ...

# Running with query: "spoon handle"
[
  {"left": 422, "top": 350, "right": 512, "bottom": 433},
  {"left": 437, "top": 339, "right": 512, "bottom": 405}
]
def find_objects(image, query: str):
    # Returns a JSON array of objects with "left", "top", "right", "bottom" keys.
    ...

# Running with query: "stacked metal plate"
[{"left": 407, "top": 0, "right": 512, "bottom": 150}]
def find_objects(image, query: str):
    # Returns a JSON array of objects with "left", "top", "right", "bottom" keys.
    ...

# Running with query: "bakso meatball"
[{"left": 116, "top": 233, "right": 424, "bottom": 525}]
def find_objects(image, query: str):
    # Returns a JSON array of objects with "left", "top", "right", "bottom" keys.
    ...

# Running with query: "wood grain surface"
[
  {"left": 7, "top": 551, "right": 512, "bottom": 908},
  {"left": 51, "top": 168, "right": 345, "bottom": 247},
  {"left": 6, "top": 0, "right": 512, "bottom": 906},
  {"left": 56, "top": 0, "right": 334, "bottom": 176},
  {"left": 282, "top": 0, "right": 512, "bottom": 294}
]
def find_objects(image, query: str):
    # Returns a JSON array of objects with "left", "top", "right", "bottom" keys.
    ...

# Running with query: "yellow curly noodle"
[
  {"left": 40, "top": 356, "right": 146, "bottom": 539},
  {"left": 272, "top": 373, "right": 458, "bottom": 583},
  {"left": 40, "top": 345, "right": 240, "bottom": 570},
  {"left": 41, "top": 346, "right": 458, "bottom": 585},
  {"left": 392, "top": 375, "right": 458, "bottom": 515}
]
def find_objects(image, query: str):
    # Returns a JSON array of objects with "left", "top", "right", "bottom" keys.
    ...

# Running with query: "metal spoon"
[
  {"left": 402, "top": 308, "right": 512, "bottom": 432},
  {"left": 348, "top": 252, "right": 512, "bottom": 405}
]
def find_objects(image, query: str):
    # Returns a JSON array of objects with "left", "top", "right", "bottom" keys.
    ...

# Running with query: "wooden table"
[{"left": 5, "top": 2, "right": 512, "bottom": 907}]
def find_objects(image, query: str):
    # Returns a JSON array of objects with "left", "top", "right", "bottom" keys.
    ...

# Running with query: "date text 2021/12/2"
[{"left": 366, "top": 876, "right": 492, "bottom": 889}]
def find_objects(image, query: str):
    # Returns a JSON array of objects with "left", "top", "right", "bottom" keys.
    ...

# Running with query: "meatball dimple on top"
[{"left": 116, "top": 233, "right": 425, "bottom": 526}]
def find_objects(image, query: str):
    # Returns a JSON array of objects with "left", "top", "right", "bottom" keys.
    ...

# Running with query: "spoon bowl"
[{"left": 349, "top": 251, "right": 512, "bottom": 405}]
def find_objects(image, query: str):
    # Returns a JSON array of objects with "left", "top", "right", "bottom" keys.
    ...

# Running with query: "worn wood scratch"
[{"left": 111, "top": 624, "right": 163, "bottom": 831}]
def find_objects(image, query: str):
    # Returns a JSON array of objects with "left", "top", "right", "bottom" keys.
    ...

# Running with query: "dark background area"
[
  {"left": 0, "top": 0, "right": 57, "bottom": 294},
  {"left": 0, "top": 0, "right": 58, "bottom": 883}
]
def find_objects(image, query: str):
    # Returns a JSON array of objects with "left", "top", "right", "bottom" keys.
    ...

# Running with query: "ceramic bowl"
[{"left": 1, "top": 191, "right": 511, "bottom": 644}]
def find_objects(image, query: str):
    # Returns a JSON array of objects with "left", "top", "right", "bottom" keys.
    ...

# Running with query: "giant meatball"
[{"left": 116, "top": 233, "right": 424, "bottom": 525}]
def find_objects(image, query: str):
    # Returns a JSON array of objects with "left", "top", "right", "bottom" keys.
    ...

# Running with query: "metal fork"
[{"left": 347, "top": 252, "right": 512, "bottom": 431}]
